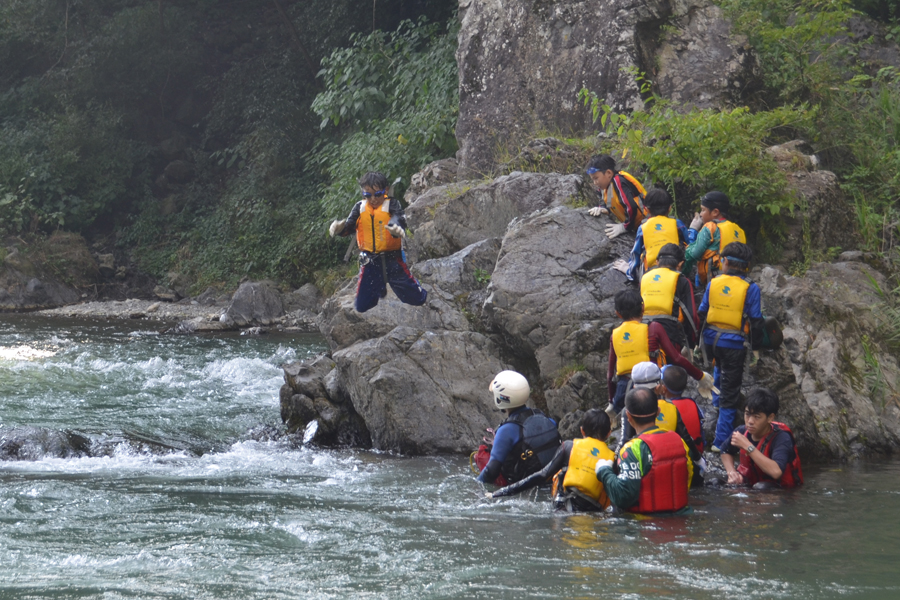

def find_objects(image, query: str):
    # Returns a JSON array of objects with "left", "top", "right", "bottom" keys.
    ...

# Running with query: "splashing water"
[{"left": 0, "top": 314, "right": 899, "bottom": 599}]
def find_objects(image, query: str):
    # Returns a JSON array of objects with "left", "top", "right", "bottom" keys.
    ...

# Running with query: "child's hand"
[
  {"left": 386, "top": 224, "right": 405, "bottom": 238},
  {"left": 328, "top": 219, "right": 345, "bottom": 237},
  {"left": 588, "top": 206, "right": 608, "bottom": 217},
  {"left": 689, "top": 212, "right": 703, "bottom": 230}
]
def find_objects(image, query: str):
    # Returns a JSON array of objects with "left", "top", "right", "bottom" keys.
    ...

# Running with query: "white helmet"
[{"left": 489, "top": 370, "right": 530, "bottom": 410}]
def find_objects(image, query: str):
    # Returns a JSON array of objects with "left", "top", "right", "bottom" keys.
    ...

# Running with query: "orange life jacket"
[
  {"left": 356, "top": 200, "right": 402, "bottom": 253},
  {"left": 737, "top": 422, "right": 803, "bottom": 488},
  {"left": 697, "top": 219, "right": 746, "bottom": 287},
  {"left": 603, "top": 172, "right": 648, "bottom": 226},
  {"left": 633, "top": 429, "right": 690, "bottom": 513}
]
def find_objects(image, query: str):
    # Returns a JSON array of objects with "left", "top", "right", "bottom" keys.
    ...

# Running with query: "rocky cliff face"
[
  {"left": 284, "top": 141, "right": 900, "bottom": 459},
  {"left": 455, "top": 0, "right": 760, "bottom": 176}
]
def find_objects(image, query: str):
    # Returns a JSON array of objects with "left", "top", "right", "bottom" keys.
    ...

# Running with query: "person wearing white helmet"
[{"left": 476, "top": 370, "right": 561, "bottom": 486}]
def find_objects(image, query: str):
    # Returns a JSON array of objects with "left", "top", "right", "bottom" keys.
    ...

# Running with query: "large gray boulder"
[
  {"left": 222, "top": 281, "right": 284, "bottom": 326},
  {"left": 485, "top": 205, "right": 633, "bottom": 385},
  {"left": 332, "top": 326, "right": 509, "bottom": 454},
  {"left": 413, "top": 237, "right": 502, "bottom": 296},
  {"left": 319, "top": 278, "right": 471, "bottom": 351},
  {"left": 405, "top": 171, "right": 592, "bottom": 262},
  {"left": 753, "top": 260, "right": 900, "bottom": 458},
  {"left": 456, "top": 0, "right": 761, "bottom": 176}
]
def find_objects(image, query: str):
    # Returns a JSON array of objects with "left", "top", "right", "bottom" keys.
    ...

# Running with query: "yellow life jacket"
[
  {"left": 706, "top": 274, "right": 750, "bottom": 332},
  {"left": 612, "top": 321, "right": 650, "bottom": 376},
  {"left": 603, "top": 171, "right": 648, "bottom": 226},
  {"left": 717, "top": 220, "right": 747, "bottom": 252},
  {"left": 561, "top": 437, "right": 615, "bottom": 507},
  {"left": 654, "top": 400, "right": 680, "bottom": 433},
  {"left": 698, "top": 219, "right": 746, "bottom": 286},
  {"left": 641, "top": 268, "right": 680, "bottom": 318},
  {"left": 640, "top": 216, "right": 680, "bottom": 269},
  {"left": 356, "top": 200, "right": 402, "bottom": 254}
]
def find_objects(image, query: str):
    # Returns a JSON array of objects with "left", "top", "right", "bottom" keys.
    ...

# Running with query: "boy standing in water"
[
  {"left": 721, "top": 387, "right": 803, "bottom": 488},
  {"left": 328, "top": 172, "right": 427, "bottom": 313}
]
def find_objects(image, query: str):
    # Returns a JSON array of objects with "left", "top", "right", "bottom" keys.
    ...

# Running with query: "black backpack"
[{"left": 500, "top": 408, "right": 562, "bottom": 483}]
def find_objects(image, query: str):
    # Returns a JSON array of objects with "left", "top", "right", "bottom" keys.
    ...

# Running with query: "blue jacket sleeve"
[
  {"left": 676, "top": 219, "right": 688, "bottom": 246},
  {"left": 626, "top": 228, "right": 644, "bottom": 282},
  {"left": 477, "top": 423, "right": 520, "bottom": 483},
  {"left": 745, "top": 282, "right": 763, "bottom": 320}
]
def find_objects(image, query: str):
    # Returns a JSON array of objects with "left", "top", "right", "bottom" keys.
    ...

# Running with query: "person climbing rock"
[
  {"left": 697, "top": 241, "right": 764, "bottom": 451},
  {"left": 626, "top": 188, "right": 688, "bottom": 282},
  {"left": 661, "top": 365, "right": 706, "bottom": 455},
  {"left": 721, "top": 387, "right": 803, "bottom": 488},
  {"left": 584, "top": 154, "right": 647, "bottom": 239},
  {"left": 476, "top": 370, "right": 561, "bottom": 486},
  {"left": 595, "top": 387, "right": 693, "bottom": 514},
  {"left": 487, "top": 409, "right": 614, "bottom": 512},
  {"left": 640, "top": 243, "right": 700, "bottom": 354},
  {"left": 328, "top": 171, "right": 427, "bottom": 313},
  {"left": 607, "top": 289, "right": 715, "bottom": 421},
  {"left": 683, "top": 191, "right": 746, "bottom": 292}
]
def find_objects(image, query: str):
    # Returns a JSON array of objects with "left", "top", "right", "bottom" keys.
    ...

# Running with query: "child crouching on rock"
[{"left": 328, "top": 171, "right": 427, "bottom": 313}]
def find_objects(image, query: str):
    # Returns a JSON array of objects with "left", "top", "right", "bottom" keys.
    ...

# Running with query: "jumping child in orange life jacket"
[{"left": 328, "top": 172, "right": 427, "bottom": 313}]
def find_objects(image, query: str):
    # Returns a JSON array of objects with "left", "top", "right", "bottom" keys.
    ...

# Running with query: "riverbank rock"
[
  {"left": 332, "top": 327, "right": 508, "bottom": 454},
  {"left": 456, "top": 0, "right": 761, "bottom": 176},
  {"left": 404, "top": 171, "right": 592, "bottom": 262},
  {"left": 221, "top": 281, "right": 284, "bottom": 327},
  {"left": 751, "top": 261, "right": 900, "bottom": 459}
]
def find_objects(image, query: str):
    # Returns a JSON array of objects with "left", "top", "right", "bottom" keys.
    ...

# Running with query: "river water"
[{"left": 0, "top": 315, "right": 897, "bottom": 599}]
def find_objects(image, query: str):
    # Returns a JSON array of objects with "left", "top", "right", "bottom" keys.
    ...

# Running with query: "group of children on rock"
[{"left": 328, "top": 158, "right": 801, "bottom": 515}]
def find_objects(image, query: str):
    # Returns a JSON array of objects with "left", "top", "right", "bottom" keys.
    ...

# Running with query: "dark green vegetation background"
[
  {"left": 1, "top": 0, "right": 898, "bottom": 291},
  {"left": 0, "top": 0, "right": 457, "bottom": 291}
]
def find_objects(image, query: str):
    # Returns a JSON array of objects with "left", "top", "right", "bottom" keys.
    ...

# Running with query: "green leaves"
[
  {"left": 580, "top": 87, "right": 810, "bottom": 216},
  {"left": 309, "top": 17, "right": 459, "bottom": 221}
]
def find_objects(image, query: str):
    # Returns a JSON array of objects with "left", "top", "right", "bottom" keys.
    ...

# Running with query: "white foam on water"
[{"left": 0, "top": 345, "right": 58, "bottom": 361}]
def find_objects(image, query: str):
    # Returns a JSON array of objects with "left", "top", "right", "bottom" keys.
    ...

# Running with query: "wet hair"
[
  {"left": 721, "top": 241, "right": 752, "bottom": 272},
  {"left": 586, "top": 155, "right": 617, "bottom": 173},
  {"left": 581, "top": 408, "right": 611, "bottom": 439},
  {"left": 614, "top": 288, "right": 643, "bottom": 320},
  {"left": 745, "top": 387, "right": 779, "bottom": 416},
  {"left": 626, "top": 388, "right": 659, "bottom": 425},
  {"left": 701, "top": 191, "right": 730, "bottom": 214},
  {"left": 656, "top": 243, "right": 684, "bottom": 268},
  {"left": 644, "top": 188, "right": 673, "bottom": 216},
  {"left": 358, "top": 171, "right": 390, "bottom": 191},
  {"left": 662, "top": 365, "right": 688, "bottom": 395}
]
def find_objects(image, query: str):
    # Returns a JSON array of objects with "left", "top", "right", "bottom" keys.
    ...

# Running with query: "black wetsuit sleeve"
[
  {"left": 387, "top": 198, "right": 408, "bottom": 229},
  {"left": 338, "top": 201, "right": 363, "bottom": 237},
  {"left": 675, "top": 413, "right": 701, "bottom": 463},
  {"left": 676, "top": 275, "right": 699, "bottom": 348},
  {"left": 492, "top": 441, "right": 572, "bottom": 497},
  {"left": 618, "top": 178, "right": 642, "bottom": 233}
]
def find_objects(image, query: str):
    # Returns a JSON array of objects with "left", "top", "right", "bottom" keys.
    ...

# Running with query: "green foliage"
[
  {"left": 0, "top": 104, "right": 144, "bottom": 233},
  {"left": 718, "top": 0, "right": 856, "bottom": 104},
  {"left": 579, "top": 88, "right": 810, "bottom": 215},
  {"left": 308, "top": 17, "right": 460, "bottom": 221}
]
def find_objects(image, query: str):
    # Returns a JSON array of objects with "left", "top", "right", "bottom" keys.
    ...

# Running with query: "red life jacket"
[
  {"left": 671, "top": 397, "right": 705, "bottom": 453},
  {"left": 633, "top": 429, "right": 690, "bottom": 513},
  {"left": 472, "top": 444, "right": 508, "bottom": 487},
  {"left": 737, "top": 422, "right": 803, "bottom": 488}
]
